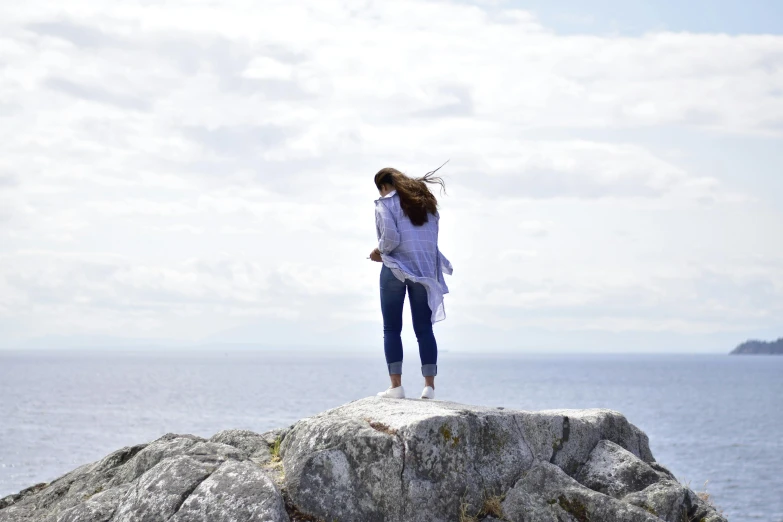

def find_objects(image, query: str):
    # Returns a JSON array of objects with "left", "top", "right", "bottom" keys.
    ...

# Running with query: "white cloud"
[
  {"left": 0, "top": 0, "right": 781, "bottom": 351},
  {"left": 242, "top": 56, "right": 295, "bottom": 81},
  {"left": 517, "top": 220, "right": 550, "bottom": 237},
  {"left": 443, "top": 139, "right": 723, "bottom": 200}
]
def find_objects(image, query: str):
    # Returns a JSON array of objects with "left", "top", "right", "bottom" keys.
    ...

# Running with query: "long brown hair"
[{"left": 374, "top": 162, "right": 448, "bottom": 226}]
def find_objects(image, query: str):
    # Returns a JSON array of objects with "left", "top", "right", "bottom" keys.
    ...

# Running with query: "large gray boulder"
[
  {"left": 0, "top": 398, "right": 726, "bottom": 522},
  {"left": 279, "top": 398, "right": 726, "bottom": 522},
  {"left": 0, "top": 431, "right": 289, "bottom": 522}
]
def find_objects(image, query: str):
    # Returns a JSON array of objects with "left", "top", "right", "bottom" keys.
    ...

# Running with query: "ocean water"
[{"left": 0, "top": 350, "right": 781, "bottom": 521}]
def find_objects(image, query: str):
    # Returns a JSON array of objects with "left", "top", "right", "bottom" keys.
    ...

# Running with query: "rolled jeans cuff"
[
  {"left": 421, "top": 364, "right": 438, "bottom": 377},
  {"left": 388, "top": 361, "right": 403, "bottom": 375}
]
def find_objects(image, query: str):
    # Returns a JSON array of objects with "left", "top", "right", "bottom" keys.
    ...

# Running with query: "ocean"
[{"left": 0, "top": 350, "right": 781, "bottom": 521}]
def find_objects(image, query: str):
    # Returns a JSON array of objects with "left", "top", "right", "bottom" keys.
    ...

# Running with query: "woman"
[{"left": 369, "top": 166, "right": 453, "bottom": 400}]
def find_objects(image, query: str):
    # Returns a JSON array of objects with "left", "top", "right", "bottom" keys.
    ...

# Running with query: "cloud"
[
  {"left": 448, "top": 140, "right": 717, "bottom": 199},
  {"left": 0, "top": 0, "right": 781, "bottom": 350},
  {"left": 44, "top": 77, "right": 152, "bottom": 111},
  {"left": 182, "top": 124, "right": 291, "bottom": 156},
  {"left": 0, "top": 103, "right": 19, "bottom": 117},
  {"left": 517, "top": 220, "right": 550, "bottom": 238},
  {"left": 152, "top": 35, "right": 315, "bottom": 99},
  {"left": 26, "top": 20, "right": 123, "bottom": 48},
  {"left": 467, "top": 267, "right": 783, "bottom": 334},
  {"left": 414, "top": 85, "right": 474, "bottom": 118},
  {"left": 0, "top": 250, "right": 378, "bottom": 345},
  {"left": 0, "top": 172, "right": 18, "bottom": 188}
]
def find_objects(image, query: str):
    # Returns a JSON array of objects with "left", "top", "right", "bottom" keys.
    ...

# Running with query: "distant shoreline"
[{"left": 730, "top": 338, "right": 783, "bottom": 355}]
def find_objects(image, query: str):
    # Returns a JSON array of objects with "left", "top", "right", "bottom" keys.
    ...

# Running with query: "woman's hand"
[{"left": 369, "top": 248, "right": 382, "bottom": 262}]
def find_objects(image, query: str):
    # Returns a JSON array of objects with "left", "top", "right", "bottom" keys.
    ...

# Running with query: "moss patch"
[
  {"left": 439, "top": 425, "right": 460, "bottom": 448},
  {"left": 83, "top": 485, "right": 104, "bottom": 501},
  {"left": 557, "top": 495, "right": 589, "bottom": 522}
]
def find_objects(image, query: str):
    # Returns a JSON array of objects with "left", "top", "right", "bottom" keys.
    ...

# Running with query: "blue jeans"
[{"left": 380, "top": 264, "right": 438, "bottom": 377}]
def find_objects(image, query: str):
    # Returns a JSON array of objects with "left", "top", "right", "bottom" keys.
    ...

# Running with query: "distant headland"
[{"left": 730, "top": 338, "right": 783, "bottom": 355}]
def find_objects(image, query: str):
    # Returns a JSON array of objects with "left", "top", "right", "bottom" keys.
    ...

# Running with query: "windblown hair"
[{"left": 374, "top": 162, "right": 448, "bottom": 226}]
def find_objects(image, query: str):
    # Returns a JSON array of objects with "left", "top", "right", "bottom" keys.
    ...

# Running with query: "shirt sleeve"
[
  {"left": 375, "top": 201, "right": 401, "bottom": 255},
  {"left": 438, "top": 249, "right": 453, "bottom": 275}
]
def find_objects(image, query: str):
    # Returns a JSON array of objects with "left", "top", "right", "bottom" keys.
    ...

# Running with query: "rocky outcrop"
[
  {"left": 0, "top": 431, "right": 289, "bottom": 522},
  {"left": 0, "top": 398, "right": 726, "bottom": 522},
  {"left": 730, "top": 337, "right": 783, "bottom": 354}
]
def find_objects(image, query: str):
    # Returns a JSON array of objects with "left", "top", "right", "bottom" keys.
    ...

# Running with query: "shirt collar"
[{"left": 375, "top": 189, "right": 397, "bottom": 203}]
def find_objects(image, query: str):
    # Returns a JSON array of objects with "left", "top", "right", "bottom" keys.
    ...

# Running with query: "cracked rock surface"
[
  {"left": 0, "top": 431, "right": 288, "bottom": 522},
  {"left": 281, "top": 398, "right": 726, "bottom": 522},
  {"left": 0, "top": 398, "right": 726, "bottom": 522}
]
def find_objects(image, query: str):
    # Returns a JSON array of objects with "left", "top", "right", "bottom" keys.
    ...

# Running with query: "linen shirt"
[{"left": 375, "top": 190, "right": 453, "bottom": 323}]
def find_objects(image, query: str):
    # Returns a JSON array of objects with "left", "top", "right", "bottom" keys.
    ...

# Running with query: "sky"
[{"left": 0, "top": 0, "right": 781, "bottom": 353}]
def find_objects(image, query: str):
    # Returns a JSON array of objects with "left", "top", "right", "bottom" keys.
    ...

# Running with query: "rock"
[
  {"left": 280, "top": 398, "right": 693, "bottom": 522},
  {"left": 280, "top": 399, "right": 539, "bottom": 522},
  {"left": 0, "top": 398, "right": 727, "bottom": 522},
  {"left": 0, "top": 432, "right": 288, "bottom": 522},
  {"left": 686, "top": 488, "right": 728, "bottom": 522},
  {"left": 109, "top": 434, "right": 200, "bottom": 486},
  {"left": 111, "top": 455, "right": 217, "bottom": 521},
  {"left": 170, "top": 460, "right": 288, "bottom": 522},
  {"left": 44, "top": 484, "right": 131, "bottom": 522},
  {"left": 502, "top": 461, "right": 660, "bottom": 522},
  {"left": 209, "top": 430, "right": 273, "bottom": 464},
  {"left": 623, "top": 480, "right": 689, "bottom": 522},
  {"left": 0, "top": 482, "right": 47, "bottom": 510},
  {"left": 517, "top": 409, "right": 654, "bottom": 476},
  {"left": 260, "top": 427, "right": 292, "bottom": 446},
  {"left": 574, "top": 440, "right": 664, "bottom": 498}
]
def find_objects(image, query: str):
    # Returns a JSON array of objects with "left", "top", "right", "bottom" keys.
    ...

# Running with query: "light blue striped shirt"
[{"left": 375, "top": 190, "right": 453, "bottom": 323}]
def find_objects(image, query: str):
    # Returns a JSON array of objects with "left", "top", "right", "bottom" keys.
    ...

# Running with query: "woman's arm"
[{"left": 375, "top": 202, "right": 401, "bottom": 255}]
